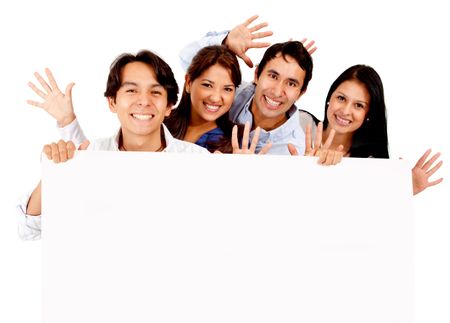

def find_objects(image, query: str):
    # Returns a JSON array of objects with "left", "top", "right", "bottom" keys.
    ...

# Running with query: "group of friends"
[{"left": 17, "top": 16, "right": 443, "bottom": 240}]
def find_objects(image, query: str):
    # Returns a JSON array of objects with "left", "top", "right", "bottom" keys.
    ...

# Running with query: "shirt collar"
[{"left": 113, "top": 124, "right": 175, "bottom": 152}]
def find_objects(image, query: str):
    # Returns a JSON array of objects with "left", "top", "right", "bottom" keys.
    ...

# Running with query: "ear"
[
  {"left": 165, "top": 104, "right": 173, "bottom": 117},
  {"left": 185, "top": 74, "right": 191, "bottom": 93},
  {"left": 107, "top": 97, "right": 117, "bottom": 113},
  {"left": 253, "top": 66, "right": 259, "bottom": 84}
]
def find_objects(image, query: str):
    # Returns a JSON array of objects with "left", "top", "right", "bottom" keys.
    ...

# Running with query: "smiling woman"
[
  {"left": 301, "top": 64, "right": 443, "bottom": 195},
  {"left": 165, "top": 45, "right": 243, "bottom": 153}
]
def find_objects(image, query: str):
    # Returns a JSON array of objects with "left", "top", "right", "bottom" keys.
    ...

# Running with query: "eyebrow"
[
  {"left": 267, "top": 69, "right": 300, "bottom": 85},
  {"left": 120, "top": 81, "right": 164, "bottom": 89},
  {"left": 200, "top": 78, "right": 235, "bottom": 88},
  {"left": 336, "top": 91, "right": 368, "bottom": 105}
]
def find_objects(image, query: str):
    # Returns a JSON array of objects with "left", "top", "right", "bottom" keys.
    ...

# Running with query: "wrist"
[{"left": 58, "top": 113, "right": 76, "bottom": 128}]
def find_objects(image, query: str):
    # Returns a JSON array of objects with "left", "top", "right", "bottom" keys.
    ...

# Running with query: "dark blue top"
[{"left": 195, "top": 127, "right": 225, "bottom": 151}]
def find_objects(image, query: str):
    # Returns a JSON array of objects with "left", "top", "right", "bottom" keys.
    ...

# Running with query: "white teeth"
[
  {"left": 265, "top": 96, "right": 281, "bottom": 107},
  {"left": 132, "top": 114, "right": 153, "bottom": 121},
  {"left": 205, "top": 104, "right": 220, "bottom": 112},
  {"left": 335, "top": 115, "right": 350, "bottom": 126}
]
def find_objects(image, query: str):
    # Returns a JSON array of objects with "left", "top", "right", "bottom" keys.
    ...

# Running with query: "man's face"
[
  {"left": 108, "top": 61, "right": 171, "bottom": 142},
  {"left": 252, "top": 54, "right": 306, "bottom": 130}
]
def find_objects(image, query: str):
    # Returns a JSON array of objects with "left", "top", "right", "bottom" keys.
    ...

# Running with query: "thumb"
[
  {"left": 240, "top": 54, "right": 254, "bottom": 68},
  {"left": 65, "top": 82, "right": 75, "bottom": 98},
  {"left": 78, "top": 140, "right": 90, "bottom": 150}
]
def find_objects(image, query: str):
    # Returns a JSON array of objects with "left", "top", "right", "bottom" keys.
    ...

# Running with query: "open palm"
[{"left": 27, "top": 68, "right": 76, "bottom": 126}]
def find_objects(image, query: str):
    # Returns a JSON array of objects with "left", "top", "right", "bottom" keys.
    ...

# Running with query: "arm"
[
  {"left": 412, "top": 148, "right": 443, "bottom": 195},
  {"left": 25, "top": 140, "right": 78, "bottom": 216},
  {"left": 27, "top": 68, "right": 88, "bottom": 146},
  {"left": 18, "top": 140, "right": 89, "bottom": 240}
]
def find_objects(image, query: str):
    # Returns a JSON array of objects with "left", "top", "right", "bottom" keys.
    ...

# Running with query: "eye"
[
  {"left": 268, "top": 73, "right": 278, "bottom": 80},
  {"left": 201, "top": 83, "right": 213, "bottom": 88},
  {"left": 126, "top": 88, "right": 137, "bottom": 93},
  {"left": 224, "top": 87, "right": 234, "bottom": 93},
  {"left": 151, "top": 90, "right": 162, "bottom": 96},
  {"left": 337, "top": 95, "right": 345, "bottom": 102},
  {"left": 355, "top": 103, "right": 365, "bottom": 109},
  {"left": 288, "top": 81, "right": 298, "bottom": 88}
]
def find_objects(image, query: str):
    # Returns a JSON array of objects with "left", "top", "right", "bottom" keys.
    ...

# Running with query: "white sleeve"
[
  {"left": 16, "top": 190, "right": 42, "bottom": 241},
  {"left": 179, "top": 31, "right": 229, "bottom": 71},
  {"left": 57, "top": 118, "right": 88, "bottom": 147}
]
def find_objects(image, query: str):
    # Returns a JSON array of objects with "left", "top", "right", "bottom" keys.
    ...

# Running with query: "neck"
[
  {"left": 323, "top": 127, "right": 353, "bottom": 156},
  {"left": 120, "top": 127, "right": 165, "bottom": 152},
  {"left": 184, "top": 112, "right": 217, "bottom": 143},
  {"left": 250, "top": 100, "right": 287, "bottom": 131}
]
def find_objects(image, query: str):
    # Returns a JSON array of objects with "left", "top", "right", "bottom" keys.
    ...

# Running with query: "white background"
[{"left": 0, "top": 0, "right": 448, "bottom": 322}]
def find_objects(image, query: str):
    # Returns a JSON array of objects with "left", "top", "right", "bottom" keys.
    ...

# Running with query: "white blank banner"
[{"left": 42, "top": 152, "right": 413, "bottom": 323}]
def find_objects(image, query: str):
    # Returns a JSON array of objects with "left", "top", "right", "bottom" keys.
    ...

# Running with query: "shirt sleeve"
[
  {"left": 179, "top": 31, "right": 229, "bottom": 71},
  {"left": 16, "top": 190, "right": 42, "bottom": 241},
  {"left": 57, "top": 118, "right": 88, "bottom": 147}
]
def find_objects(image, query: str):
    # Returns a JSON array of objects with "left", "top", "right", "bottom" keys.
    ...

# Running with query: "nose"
[
  {"left": 209, "top": 87, "right": 222, "bottom": 103},
  {"left": 341, "top": 102, "right": 351, "bottom": 115},
  {"left": 273, "top": 81, "right": 284, "bottom": 97},
  {"left": 137, "top": 92, "right": 151, "bottom": 106}
]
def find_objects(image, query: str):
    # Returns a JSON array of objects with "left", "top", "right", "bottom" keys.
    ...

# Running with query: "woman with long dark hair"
[{"left": 298, "top": 64, "right": 443, "bottom": 194}]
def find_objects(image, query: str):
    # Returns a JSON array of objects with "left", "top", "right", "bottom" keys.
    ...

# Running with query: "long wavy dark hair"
[
  {"left": 164, "top": 45, "right": 242, "bottom": 153},
  {"left": 323, "top": 65, "right": 389, "bottom": 158}
]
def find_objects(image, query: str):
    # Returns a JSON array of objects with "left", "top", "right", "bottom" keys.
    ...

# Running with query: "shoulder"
[
  {"left": 88, "top": 132, "right": 120, "bottom": 151},
  {"left": 236, "top": 82, "right": 255, "bottom": 97},
  {"left": 298, "top": 109, "right": 320, "bottom": 132}
]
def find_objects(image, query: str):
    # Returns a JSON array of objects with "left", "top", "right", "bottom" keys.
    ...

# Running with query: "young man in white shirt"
[{"left": 19, "top": 50, "right": 208, "bottom": 240}]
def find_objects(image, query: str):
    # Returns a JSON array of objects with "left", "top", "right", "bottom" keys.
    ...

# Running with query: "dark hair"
[
  {"left": 323, "top": 65, "right": 389, "bottom": 158},
  {"left": 256, "top": 41, "right": 313, "bottom": 93},
  {"left": 104, "top": 50, "right": 179, "bottom": 106},
  {"left": 165, "top": 45, "right": 242, "bottom": 153}
]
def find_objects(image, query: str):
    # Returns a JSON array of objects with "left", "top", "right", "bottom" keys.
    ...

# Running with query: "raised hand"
[
  {"left": 304, "top": 122, "right": 343, "bottom": 165},
  {"left": 224, "top": 15, "right": 273, "bottom": 68},
  {"left": 27, "top": 68, "right": 76, "bottom": 127},
  {"left": 43, "top": 139, "right": 90, "bottom": 163},
  {"left": 232, "top": 122, "right": 272, "bottom": 154},
  {"left": 412, "top": 148, "right": 444, "bottom": 195}
]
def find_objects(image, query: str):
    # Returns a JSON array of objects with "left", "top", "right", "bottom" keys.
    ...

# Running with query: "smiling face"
[
  {"left": 252, "top": 53, "right": 305, "bottom": 130},
  {"left": 108, "top": 61, "right": 172, "bottom": 143},
  {"left": 326, "top": 79, "right": 370, "bottom": 135},
  {"left": 186, "top": 64, "right": 235, "bottom": 125}
]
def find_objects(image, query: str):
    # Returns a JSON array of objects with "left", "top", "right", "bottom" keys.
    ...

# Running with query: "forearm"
[
  {"left": 26, "top": 182, "right": 42, "bottom": 216},
  {"left": 179, "top": 31, "right": 229, "bottom": 71},
  {"left": 58, "top": 117, "right": 88, "bottom": 147}
]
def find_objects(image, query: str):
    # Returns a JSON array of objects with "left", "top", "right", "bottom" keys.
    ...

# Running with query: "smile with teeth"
[
  {"left": 205, "top": 103, "right": 221, "bottom": 113},
  {"left": 132, "top": 113, "right": 154, "bottom": 121},
  {"left": 264, "top": 96, "right": 281, "bottom": 108},
  {"left": 335, "top": 115, "right": 351, "bottom": 126}
]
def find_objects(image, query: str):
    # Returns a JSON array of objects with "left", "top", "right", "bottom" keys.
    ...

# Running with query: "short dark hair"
[
  {"left": 256, "top": 41, "right": 313, "bottom": 93},
  {"left": 323, "top": 64, "right": 389, "bottom": 158},
  {"left": 104, "top": 50, "right": 179, "bottom": 106}
]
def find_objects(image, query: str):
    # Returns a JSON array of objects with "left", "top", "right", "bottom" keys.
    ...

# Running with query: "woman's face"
[
  {"left": 187, "top": 64, "right": 236, "bottom": 124},
  {"left": 326, "top": 79, "right": 370, "bottom": 135}
]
